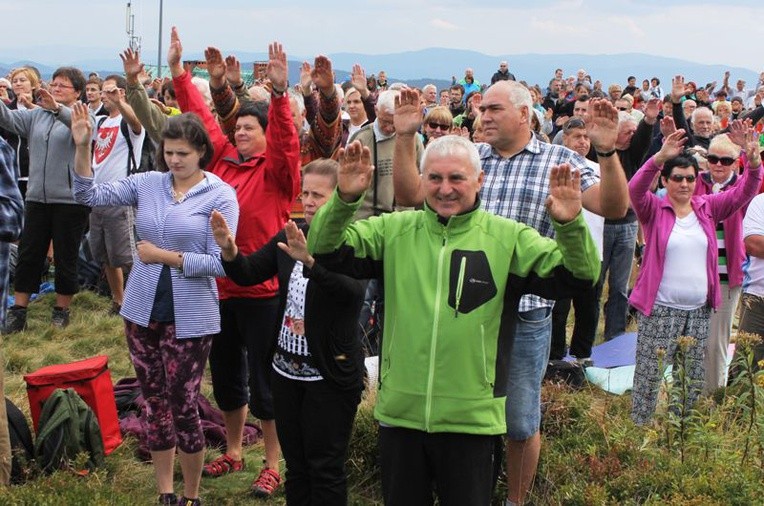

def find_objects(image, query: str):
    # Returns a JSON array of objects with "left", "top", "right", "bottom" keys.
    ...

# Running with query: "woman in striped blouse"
[{"left": 70, "top": 102, "right": 238, "bottom": 506}]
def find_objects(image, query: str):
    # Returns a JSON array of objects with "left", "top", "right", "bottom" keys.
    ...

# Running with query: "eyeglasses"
[
  {"left": 616, "top": 106, "right": 628, "bottom": 111},
  {"left": 668, "top": 174, "right": 696, "bottom": 183},
  {"left": 49, "top": 82, "right": 74, "bottom": 90},
  {"left": 706, "top": 154, "right": 737, "bottom": 166},
  {"left": 427, "top": 122, "right": 451, "bottom": 131}
]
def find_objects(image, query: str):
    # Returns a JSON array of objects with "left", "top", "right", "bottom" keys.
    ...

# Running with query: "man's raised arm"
[{"left": 392, "top": 88, "right": 426, "bottom": 206}]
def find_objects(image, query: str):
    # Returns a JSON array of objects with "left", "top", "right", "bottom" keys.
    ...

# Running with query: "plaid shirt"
[
  {"left": 478, "top": 136, "right": 597, "bottom": 311},
  {"left": 0, "top": 138, "right": 24, "bottom": 324}
]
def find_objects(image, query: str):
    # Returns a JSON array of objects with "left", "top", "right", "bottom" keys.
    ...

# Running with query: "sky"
[{"left": 2, "top": 0, "right": 761, "bottom": 71}]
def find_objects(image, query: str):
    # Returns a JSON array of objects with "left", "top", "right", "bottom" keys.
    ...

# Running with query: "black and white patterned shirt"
[{"left": 477, "top": 137, "right": 597, "bottom": 312}]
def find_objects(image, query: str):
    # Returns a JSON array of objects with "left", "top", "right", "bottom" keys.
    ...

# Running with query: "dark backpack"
[
  {"left": 5, "top": 397, "right": 34, "bottom": 483},
  {"left": 95, "top": 116, "right": 157, "bottom": 176},
  {"left": 34, "top": 388, "right": 105, "bottom": 473}
]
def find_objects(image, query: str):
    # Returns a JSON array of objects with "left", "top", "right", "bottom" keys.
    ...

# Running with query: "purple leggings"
[{"left": 124, "top": 320, "right": 212, "bottom": 453}]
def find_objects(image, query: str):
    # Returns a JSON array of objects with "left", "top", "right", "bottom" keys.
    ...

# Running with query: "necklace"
[{"left": 171, "top": 188, "right": 186, "bottom": 203}]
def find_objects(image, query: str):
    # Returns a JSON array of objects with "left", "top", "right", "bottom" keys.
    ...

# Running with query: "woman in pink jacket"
[{"left": 628, "top": 124, "right": 762, "bottom": 425}]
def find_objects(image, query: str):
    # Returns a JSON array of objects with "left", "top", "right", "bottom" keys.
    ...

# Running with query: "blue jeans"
[
  {"left": 506, "top": 307, "right": 552, "bottom": 440},
  {"left": 598, "top": 221, "right": 638, "bottom": 341}
]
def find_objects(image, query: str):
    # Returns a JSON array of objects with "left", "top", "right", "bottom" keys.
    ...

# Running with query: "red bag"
[{"left": 24, "top": 355, "right": 122, "bottom": 455}]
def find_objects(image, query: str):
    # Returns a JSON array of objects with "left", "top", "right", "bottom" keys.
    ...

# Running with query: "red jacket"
[{"left": 174, "top": 71, "right": 301, "bottom": 299}]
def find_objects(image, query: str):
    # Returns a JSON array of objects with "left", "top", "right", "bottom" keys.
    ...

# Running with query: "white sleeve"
[{"left": 743, "top": 194, "right": 764, "bottom": 237}]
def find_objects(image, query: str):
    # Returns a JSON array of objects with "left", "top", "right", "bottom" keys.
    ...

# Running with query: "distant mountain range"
[{"left": 1, "top": 48, "right": 759, "bottom": 94}]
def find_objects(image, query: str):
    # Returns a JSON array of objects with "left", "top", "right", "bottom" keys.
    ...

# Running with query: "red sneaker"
[{"left": 202, "top": 454, "right": 244, "bottom": 478}]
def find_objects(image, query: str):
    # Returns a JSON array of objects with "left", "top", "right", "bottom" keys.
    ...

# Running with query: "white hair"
[
  {"left": 493, "top": 81, "right": 533, "bottom": 124},
  {"left": 376, "top": 89, "right": 400, "bottom": 114},
  {"left": 617, "top": 111, "right": 637, "bottom": 126},
  {"left": 191, "top": 76, "right": 212, "bottom": 107},
  {"left": 247, "top": 85, "right": 271, "bottom": 104},
  {"left": 288, "top": 89, "right": 306, "bottom": 116},
  {"left": 422, "top": 136, "right": 481, "bottom": 176},
  {"left": 692, "top": 106, "right": 713, "bottom": 123},
  {"left": 388, "top": 82, "right": 407, "bottom": 91},
  {"left": 422, "top": 84, "right": 437, "bottom": 94}
]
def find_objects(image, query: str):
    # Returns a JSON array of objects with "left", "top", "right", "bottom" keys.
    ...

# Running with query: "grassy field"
[{"left": 1, "top": 291, "right": 763, "bottom": 505}]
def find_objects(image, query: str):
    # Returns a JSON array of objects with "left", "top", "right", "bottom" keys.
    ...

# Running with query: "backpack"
[
  {"left": 5, "top": 397, "right": 34, "bottom": 483},
  {"left": 33, "top": 388, "right": 105, "bottom": 474},
  {"left": 95, "top": 116, "right": 157, "bottom": 176}
]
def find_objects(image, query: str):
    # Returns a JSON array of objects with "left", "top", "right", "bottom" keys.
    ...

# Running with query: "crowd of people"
[{"left": 1, "top": 29, "right": 764, "bottom": 505}]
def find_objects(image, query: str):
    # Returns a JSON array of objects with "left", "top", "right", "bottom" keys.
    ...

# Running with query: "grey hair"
[
  {"left": 191, "top": 76, "right": 212, "bottom": 107},
  {"left": 247, "top": 85, "right": 271, "bottom": 104},
  {"left": 691, "top": 106, "right": 713, "bottom": 123},
  {"left": 288, "top": 89, "right": 306, "bottom": 116},
  {"left": 495, "top": 81, "right": 533, "bottom": 125},
  {"left": 421, "top": 135, "right": 481, "bottom": 177},
  {"left": 422, "top": 84, "right": 437, "bottom": 94},
  {"left": 617, "top": 111, "right": 637, "bottom": 126},
  {"left": 376, "top": 89, "right": 400, "bottom": 114}
]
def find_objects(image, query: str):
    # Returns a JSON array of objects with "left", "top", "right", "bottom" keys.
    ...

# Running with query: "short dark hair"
[
  {"left": 652, "top": 77, "right": 660, "bottom": 85},
  {"left": 449, "top": 84, "right": 464, "bottom": 94},
  {"left": 155, "top": 113, "right": 215, "bottom": 173},
  {"left": 661, "top": 155, "right": 699, "bottom": 180},
  {"left": 237, "top": 101, "right": 269, "bottom": 131},
  {"left": 52, "top": 66, "right": 86, "bottom": 93},
  {"left": 103, "top": 74, "right": 127, "bottom": 90},
  {"left": 161, "top": 80, "right": 176, "bottom": 99},
  {"left": 627, "top": 75, "right": 636, "bottom": 82},
  {"left": 86, "top": 76, "right": 103, "bottom": 89}
]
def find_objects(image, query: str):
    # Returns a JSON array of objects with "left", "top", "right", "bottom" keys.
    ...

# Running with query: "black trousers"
[
  {"left": 550, "top": 278, "right": 602, "bottom": 360},
  {"left": 379, "top": 426, "right": 499, "bottom": 506},
  {"left": 14, "top": 201, "right": 90, "bottom": 296},
  {"left": 271, "top": 371, "right": 361, "bottom": 506}
]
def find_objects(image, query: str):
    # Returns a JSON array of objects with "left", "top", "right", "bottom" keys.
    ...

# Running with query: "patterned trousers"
[{"left": 631, "top": 304, "right": 710, "bottom": 426}]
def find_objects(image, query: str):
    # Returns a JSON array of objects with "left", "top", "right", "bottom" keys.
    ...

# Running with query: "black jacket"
[{"left": 222, "top": 225, "right": 367, "bottom": 391}]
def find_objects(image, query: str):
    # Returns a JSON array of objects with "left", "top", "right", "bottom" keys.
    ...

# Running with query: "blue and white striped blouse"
[{"left": 73, "top": 170, "right": 239, "bottom": 338}]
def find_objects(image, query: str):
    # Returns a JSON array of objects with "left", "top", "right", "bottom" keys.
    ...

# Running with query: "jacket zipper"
[
  {"left": 425, "top": 229, "right": 448, "bottom": 431},
  {"left": 455, "top": 256, "right": 466, "bottom": 317}
]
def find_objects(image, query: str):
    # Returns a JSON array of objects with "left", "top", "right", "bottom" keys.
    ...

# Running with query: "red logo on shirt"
[{"left": 93, "top": 126, "right": 119, "bottom": 165}]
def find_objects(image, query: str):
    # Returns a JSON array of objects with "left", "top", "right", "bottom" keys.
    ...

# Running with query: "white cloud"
[{"left": 430, "top": 18, "right": 460, "bottom": 31}]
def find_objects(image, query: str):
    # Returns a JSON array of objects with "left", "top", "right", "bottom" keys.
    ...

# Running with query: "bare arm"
[{"left": 392, "top": 88, "right": 426, "bottom": 206}]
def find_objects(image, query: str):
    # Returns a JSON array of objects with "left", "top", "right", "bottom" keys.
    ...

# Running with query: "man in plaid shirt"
[
  {"left": 392, "top": 81, "right": 628, "bottom": 505},
  {"left": 0, "top": 137, "right": 24, "bottom": 485}
]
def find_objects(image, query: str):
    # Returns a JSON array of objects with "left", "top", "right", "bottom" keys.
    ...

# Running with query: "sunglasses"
[
  {"left": 706, "top": 154, "right": 737, "bottom": 166},
  {"left": 427, "top": 122, "right": 451, "bottom": 131},
  {"left": 668, "top": 174, "right": 696, "bottom": 183},
  {"left": 563, "top": 118, "right": 586, "bottom": 132},
  {"left": 616, "top": 106, "right": 628, "bottom": 111}
]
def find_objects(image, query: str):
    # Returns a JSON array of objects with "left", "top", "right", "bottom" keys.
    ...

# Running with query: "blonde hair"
[
  {"left": 708, "top": 133, "right": 740, "bottom": 158},
  {"left": 10, "top": 67, "right": 40, "bottom": 90}
]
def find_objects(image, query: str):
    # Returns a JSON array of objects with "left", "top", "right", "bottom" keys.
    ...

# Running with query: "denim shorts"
[{"left": 506, "top": 306, "right": 552, "bottom": 440}]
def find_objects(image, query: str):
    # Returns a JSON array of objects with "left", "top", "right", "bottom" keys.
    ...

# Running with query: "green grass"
[{"left": 2, "top": 290, "right": 763, "bottom": 505}]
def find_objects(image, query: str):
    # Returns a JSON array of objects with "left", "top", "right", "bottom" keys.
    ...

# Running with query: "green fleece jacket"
[{"left": 308, "top": 192, "right": 600, "bottom": 435}]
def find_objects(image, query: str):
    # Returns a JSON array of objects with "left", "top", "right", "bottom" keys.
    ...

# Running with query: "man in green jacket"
[{"left": 307, "top": 136, "right": 600, "bottom": 505}]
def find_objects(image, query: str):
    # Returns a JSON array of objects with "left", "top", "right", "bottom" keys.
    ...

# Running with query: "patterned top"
[
  {"left": 477, "top": 137, "right": 597, "bottom": 311},
  {"left": 272, "top": 261, "right": 322, "bottom": 381},
  {"left": 73, "top": 170, "right": 239, "bottom": 338},
  {"left": 0, "top": 138, "right": 24, "bottom": 324}
]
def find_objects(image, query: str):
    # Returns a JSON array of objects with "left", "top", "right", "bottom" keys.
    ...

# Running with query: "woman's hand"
[
  {"left": 654, "top": 129, "right": 688, "bottom": 166},
  {"left": 277, "top": 221, "right": 314, "bottom": 267},
  {"left": 210, "top": 210, "right": 237, "bottom": 261},
  {"left": 70, "top": 102, "right": 92, "bottom": 147}
]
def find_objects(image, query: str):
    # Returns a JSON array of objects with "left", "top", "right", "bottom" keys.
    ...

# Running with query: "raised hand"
[
  {"left": 167, "top": 26, "right": 183, "bottom": 69},
  {"left": 655, "top": 129, "right": 688, "bottom": 166},
  {"left": 70, "top": 102, "right": 92, "bottom": 147},
  {"left": 585, "top": 98, "right": 618, "bottom": 152},
  {"left": 744, "top": 125, "right": 762, "bottom": 168},
  {"left": 277, "top": 221, "right": 314, "bottom": 266},
  {"left": 394, "top": 88, "right": 424, "bottom": 136},
  {"left": 120, "top": 48, "right": 144, "bottom": 85},
  {"left": 311, "top": 55, "right": 334, "bottom": 95},
  {"left": 728, "top": 118, "right": 753, "bottom": 148},
  {"left": 210, "top": 210, "right": 237, "bottom": 261},
  {"left": 204, "top": 47, "right": 227, "bottom": 85},
  {"left": 545, "top": 163, "right": 582, "bottom": 224},
  {"left": 337, "top": 140, "right": 374, "bottom": 202},
  {"left": 16, "top": 93, "right": 36, "bottom": 110},
  {"left": 643, "top": 97, "right": 661, "bottom": 123},
  {"left": 266, "top": 42, "right": 288, "bottom": 93},
  {"left": 671, "top": 75, "right": 685, "bottom": 103},
  {"left": 36, "top": 88, "right": 59, "bottom": 112},
  {"left": 351, "top": 64, "right": 369, "bottom": 98},
  {"left": 225, "top": 55, "right": 242, "bottom": 86},
  {"left": 659, "top": 116, "right": 677, "bottom": 139},
  {"left": 101, "top": 87, "right": 122, "bottom": 109},
  {"left": 149, "top": 98, "right": 170, "bottom": 115},
  {"left": 299, "top": 61, "right": 312, "bottom": 95}
]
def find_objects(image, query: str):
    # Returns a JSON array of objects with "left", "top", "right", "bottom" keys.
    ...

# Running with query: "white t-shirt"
[
  {"left": 743, "top": 193, "right": 764, "bottom": 296},
  {"left": 655, "top": 212, "right": 709, "bottom": 309},
  {"left": 582, "top": 160, "right": 605, "bottom": 261},
  {"left": 92, "top": 114, "right": 145, "bottom": 184}
]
